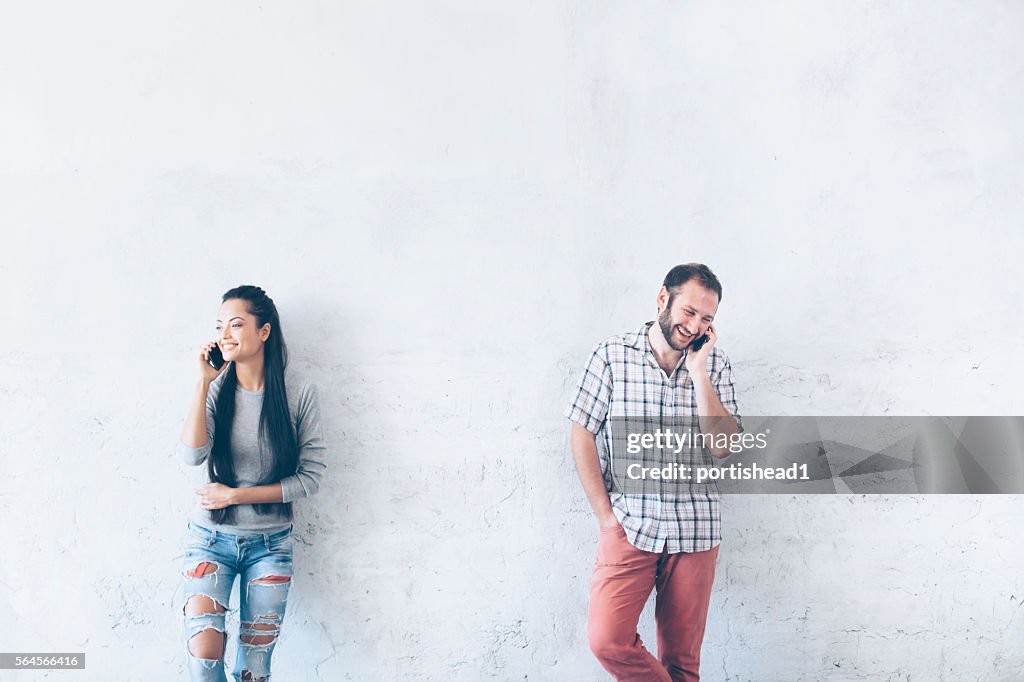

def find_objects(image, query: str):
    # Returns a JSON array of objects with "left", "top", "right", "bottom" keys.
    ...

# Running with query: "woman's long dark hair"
[{"left": 208, "top": 285, "right": 298, "bottom": 525}]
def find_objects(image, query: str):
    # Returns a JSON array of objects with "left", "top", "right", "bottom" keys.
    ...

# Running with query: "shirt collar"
[
  {"left": 630, "top": 320, "right": 695, "bottom": 377},
  {"left": 626, "top": 321, "right": 657, "bottom": 352}
]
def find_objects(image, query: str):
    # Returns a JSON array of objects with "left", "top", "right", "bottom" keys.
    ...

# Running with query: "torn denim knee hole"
[
  {"left": 186, "top": 626, "right": 226, "bottom": 664},
  {"left": 184, "top": 596, "right": 229, "bottom": 646},
  {"left": 182, "top": 594, "right": 228, "bottom": 618},
  {"left": 181, "top": 593, "right": 229, "bottom": 634},
  {"left": 240, "top": 636, "right": 278, "bottom": 647},
  {"left": 240, "top": 671, "right": 269, "bottom": 682},
  {"left": 240, "top": 618, "right": 280, "bottom": 647},
  {"left": 184, "top": 561, "right": 218, "bottom": 578},
  {"left": 244, "top": 575, "right": 290, "bottom": 601},
  {"left": 249, "top": 575, "right": 290, "bottom": 585}
]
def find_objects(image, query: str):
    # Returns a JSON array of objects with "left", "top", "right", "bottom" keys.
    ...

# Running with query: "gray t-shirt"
[{"left": 180, "top": 368, "right": 328, "bottom": 534}]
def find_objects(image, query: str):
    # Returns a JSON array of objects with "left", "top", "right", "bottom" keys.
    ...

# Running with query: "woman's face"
[{"left": 215, "top": 298, "right": 270, "bottom": 364}]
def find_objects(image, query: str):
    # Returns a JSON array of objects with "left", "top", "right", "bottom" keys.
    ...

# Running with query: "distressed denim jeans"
[{"left": 181, "top": 522, "right": 293, "bottom": 681}]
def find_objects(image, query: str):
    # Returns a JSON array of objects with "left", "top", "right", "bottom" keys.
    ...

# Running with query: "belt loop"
[
  {"left": 209, "top": 528, "right": 218, "bottom": 546},
  {"left": 263, "top": 531, "right": 271, "bottom": 550}
]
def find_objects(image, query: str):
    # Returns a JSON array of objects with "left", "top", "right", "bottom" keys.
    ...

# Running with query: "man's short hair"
[{"left": 663, "top": 263, "right": 723, "bottom": 302}]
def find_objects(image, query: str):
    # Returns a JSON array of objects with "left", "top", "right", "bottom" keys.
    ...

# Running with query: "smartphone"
[
  {"left": 690, "top": 333, "right": 709, "bottom": 352},
  {"left": 207, "top": 344, "right": 225, "bottom": 370}
]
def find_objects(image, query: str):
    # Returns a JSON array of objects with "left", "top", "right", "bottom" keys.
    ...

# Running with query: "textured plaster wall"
[{"left": 3, "top": 1, "right": 1024, "bottom": 680}]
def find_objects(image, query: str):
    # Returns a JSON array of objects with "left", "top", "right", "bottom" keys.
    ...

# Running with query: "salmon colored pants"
[{"left": 587, "top": 525, "right": 719, "bottom": 682}]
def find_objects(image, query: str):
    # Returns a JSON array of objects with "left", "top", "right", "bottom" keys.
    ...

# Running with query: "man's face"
[{"left": 656, "top": 280, "right": 720, "bottom": 352}]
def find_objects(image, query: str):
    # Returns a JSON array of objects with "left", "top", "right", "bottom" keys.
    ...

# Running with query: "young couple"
[{"left": 178, "top": 263, "right": 741, "bottom": 682}]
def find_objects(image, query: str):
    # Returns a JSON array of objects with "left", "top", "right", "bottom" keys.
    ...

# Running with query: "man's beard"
[{"left": 657, "top": 307, "right": 690, "bottom": 352}]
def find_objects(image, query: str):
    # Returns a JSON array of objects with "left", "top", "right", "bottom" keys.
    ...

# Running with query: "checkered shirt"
[{"left": 565, "top": 321, "right": 743, "bottom": 553}]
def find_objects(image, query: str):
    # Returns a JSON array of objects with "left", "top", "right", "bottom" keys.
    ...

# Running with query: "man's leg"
[
  {"left": 654, "top": 544, "right": 720, "bottom": 682},
  {"left": 588, "top": 525, "right": 671, "bottom": 682}
]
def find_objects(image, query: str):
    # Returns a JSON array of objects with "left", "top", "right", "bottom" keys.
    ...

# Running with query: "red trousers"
[{"left": 587, "top": 525, "right": 719, "bottom": 682}]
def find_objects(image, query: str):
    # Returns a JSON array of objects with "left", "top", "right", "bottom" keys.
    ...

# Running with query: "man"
[{"left": 565, "top": 263, "right": 743, "bottom": 682}]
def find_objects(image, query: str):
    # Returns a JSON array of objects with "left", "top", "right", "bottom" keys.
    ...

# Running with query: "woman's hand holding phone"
[{"left": 198, "top": 341, "right": 228, "bottom": 383}]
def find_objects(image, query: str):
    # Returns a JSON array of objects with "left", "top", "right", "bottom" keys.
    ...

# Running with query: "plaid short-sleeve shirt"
[{"left": 565, "top": 321, "right": 743, "bottom": 553}]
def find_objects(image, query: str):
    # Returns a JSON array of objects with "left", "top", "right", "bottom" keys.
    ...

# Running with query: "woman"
[{"left": 179, "top": 285, "right": 327, "bottom": 682}]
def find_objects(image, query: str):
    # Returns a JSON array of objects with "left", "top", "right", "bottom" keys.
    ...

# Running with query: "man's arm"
[
  {"left": 684, "top": 325, "right": 742, "bottom": 459},
  {"left": 692, "top": 372, "right": 741, "bottom": 459},
  {"left": 570, "top": 422, "right": 620, "bottom": 529}
]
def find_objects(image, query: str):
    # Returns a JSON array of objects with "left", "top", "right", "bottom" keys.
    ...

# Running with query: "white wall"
[{"left": 3, "top": 1, "right": 1023, "bottom": 679}]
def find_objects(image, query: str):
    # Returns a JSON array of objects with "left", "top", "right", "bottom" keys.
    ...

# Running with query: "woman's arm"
[
  {"left": 279, "top": 380, "right": 328, "bottom": 502},
  {"left": 180, "top": 381, "right": 216, "bottom": 466},
  {"left": 193, "top": 378, "right": 327, "bottom": 508},
  {"left": 180, "top": 378, "right": 213, "bottom": 448},
  {"left": 179, "top": 343, "right": 226, "bottom": 465},
  {"left": 195, "top": 482, "right": 282, "bottom": 509}
]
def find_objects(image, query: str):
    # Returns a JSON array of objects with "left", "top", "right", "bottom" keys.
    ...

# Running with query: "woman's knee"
[
  {"left": 187, "top": 628, "right": 225, "bottom": 660},
  {"left": 184, "top": 594, "right": 225, "bottom": 618},
  {"left": 184, "top": 595, "right": 227, "bottom": 660}
]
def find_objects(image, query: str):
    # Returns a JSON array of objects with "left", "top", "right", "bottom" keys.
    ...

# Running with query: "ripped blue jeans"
[{"left": 181, "top": 522, "right": 293, "bottom": 682}]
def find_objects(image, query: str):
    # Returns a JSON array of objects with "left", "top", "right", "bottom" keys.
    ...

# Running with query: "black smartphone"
[
  {"left": 690, "top": 333, "right": 709, "bottom": 352},
  {"left": 207, "top": 344, "right": 224, "bottom": 370}
]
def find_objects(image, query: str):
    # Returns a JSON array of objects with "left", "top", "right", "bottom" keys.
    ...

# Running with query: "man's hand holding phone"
[{"left": 684, "top": 324, "right": 717, "bottom": 375}]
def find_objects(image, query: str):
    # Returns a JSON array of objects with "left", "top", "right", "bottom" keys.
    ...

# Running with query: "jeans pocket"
[
  {"left": 185, "top": 523, "right": 214, "bottom": 549},
  {"left": 267, "top": 532, "right": 293, "bottom": 556}
]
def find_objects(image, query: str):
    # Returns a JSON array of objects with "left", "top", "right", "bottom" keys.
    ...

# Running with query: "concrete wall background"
[{"left": 3, "top": 1, "right": 1023, "bottom": 679}]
